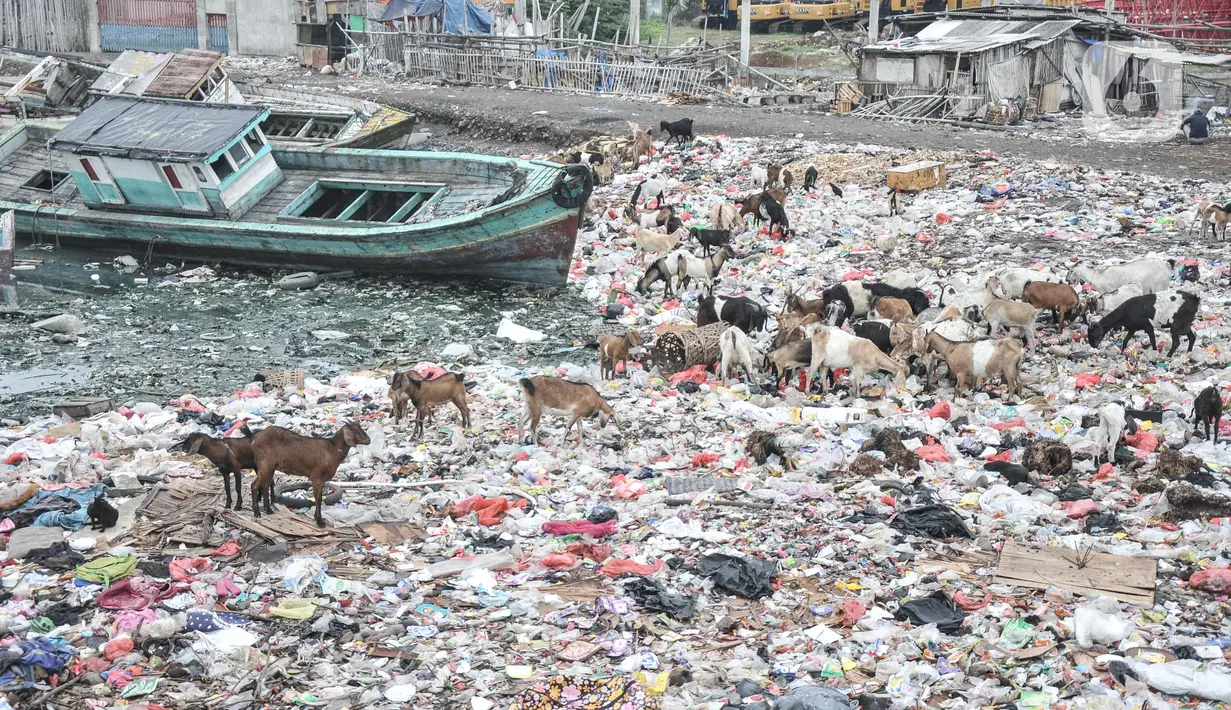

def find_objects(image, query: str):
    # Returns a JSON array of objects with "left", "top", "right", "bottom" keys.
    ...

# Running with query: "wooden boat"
[{"left": 0, "top": 96, "right": 591, "bottom": 286}]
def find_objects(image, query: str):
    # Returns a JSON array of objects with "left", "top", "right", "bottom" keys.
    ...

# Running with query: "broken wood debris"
[{"left": 992, "top": 540, "right": 1157, "bottom": 605}]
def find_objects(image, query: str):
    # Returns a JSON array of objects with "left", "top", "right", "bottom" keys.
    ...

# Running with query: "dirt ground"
[{"left": 231, "top": 67, "right": 1231, "bottom": 182}]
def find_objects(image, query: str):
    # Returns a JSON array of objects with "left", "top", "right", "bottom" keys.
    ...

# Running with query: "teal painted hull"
[{"left": 0, "top": 150, "right": 585, "bottom": 287}]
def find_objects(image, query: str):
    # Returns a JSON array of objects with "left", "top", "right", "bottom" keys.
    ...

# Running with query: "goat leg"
[
  {"left": 222, "top": 471, "right": 233, "bottom": 510},
  {"left": 1143, "top": 324, "right": 1158, "bottom": 354},
  {"left": 312, "top": 478, "right": 326, "bottom": 528},
  {"left": 233, "top": 470, "right": 244, "bottom": 511},
  {"left": 251, "top": 475, "right": 265, "bottom": 519}
]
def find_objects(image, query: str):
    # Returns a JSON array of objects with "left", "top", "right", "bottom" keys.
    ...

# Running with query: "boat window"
[
  {"left": 210, "top": 153, "right": 236, "bottom": 182},
  {"left": 192, "top": 166, "right": 208, "bottom": 183},
  {"left": 243, "top": 129, "right": 264, "bottom": 155},
  {"left": 161, "top": 165, "right": 183, "bottom": 190},
  {"left": 227, "top": 142, "right": 252, "bottom": 170},
  {"left": 80, "top": 158, "right": 100, "bottom": 182},
  {"left": 283, "top": 181, "right": 443, "bottom": 223},
  {"left": 23, "top": 169, "right": 70, "bottom": 192}
]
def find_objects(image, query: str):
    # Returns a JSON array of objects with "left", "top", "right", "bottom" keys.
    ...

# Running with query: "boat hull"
[
  {"left": 6, "top": 197, "right": 580, "bottom": 286},
  {"left": 0, "top": 151, "right": 586, "bottom": 287}
]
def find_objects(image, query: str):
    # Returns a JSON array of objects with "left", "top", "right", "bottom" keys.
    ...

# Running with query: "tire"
[
  {"left": 274, "top": 481, "right": 343, "bottom": 509},
  {"left": 276, "top": 272, "right": 321, "bottom": 290}
]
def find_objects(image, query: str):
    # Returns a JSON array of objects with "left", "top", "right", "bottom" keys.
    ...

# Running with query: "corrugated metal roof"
[
  {"left": 871, "top": 18, "right": 1080, "bottom": 54},
  {"left": 49, "top": 96, "right": 268, "bottom": 162},
  {"left": 90, "top": 50, "right": 173, "bottom": 96}
]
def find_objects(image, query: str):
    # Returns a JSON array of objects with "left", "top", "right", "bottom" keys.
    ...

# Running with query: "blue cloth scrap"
[{"left": 22, "top": 484, "right": 104, "bottom": 531}]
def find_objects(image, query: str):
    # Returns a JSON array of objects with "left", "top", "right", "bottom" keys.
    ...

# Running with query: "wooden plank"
[
  {"left": 992, "top": 540, "right": 1156, "bottom": 605},
  {"left": 886, "top": 160, "right": 947, "bottom": 192}
]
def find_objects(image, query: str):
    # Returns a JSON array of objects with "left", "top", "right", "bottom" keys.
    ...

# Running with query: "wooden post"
[
  {"left": 629, "top": 0, "right": 640, "bottom": 45},
  {"left": 591, "top": 5, "right": 600, "bottom": 40},
  {"left": 868, "top": 0, "right": 879, "bottom": 44}
]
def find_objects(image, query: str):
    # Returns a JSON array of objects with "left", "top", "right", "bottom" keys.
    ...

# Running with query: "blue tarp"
[{"left": 379, "top": 0, "right": 491, "bottom": 33}]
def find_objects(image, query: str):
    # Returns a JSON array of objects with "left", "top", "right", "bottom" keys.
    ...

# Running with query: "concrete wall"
[{"left": 232, "top": 0, "right": 297, "bottom": 56}]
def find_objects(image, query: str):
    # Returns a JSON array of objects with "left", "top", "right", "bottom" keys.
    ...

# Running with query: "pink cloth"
[{"left": 541, "top": 520, "right": 617, "bottom": 537}]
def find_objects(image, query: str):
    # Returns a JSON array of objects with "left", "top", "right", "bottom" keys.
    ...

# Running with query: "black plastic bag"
[
  {"left": 698, "top": 554, "right": 778, "bottom": 599},
  {"left": 889, "top": 505, "right": 972, "bottom": 539},
  {"left": 773, "top": 686, "right": 850, "bottom": 710},
  {"left": 896, "top": 591, "right": 967, "bottom": 633},
  {"left": 623, "top": 578, "right": 696, "bottom": 620}
]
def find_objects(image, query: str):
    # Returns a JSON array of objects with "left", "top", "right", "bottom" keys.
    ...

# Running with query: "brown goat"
[
  {"left": 250, "top": 421, "right": 370, "bottom": 527},
  {"left": 738, "top": 188, "right": 788, "bottom": 223},
  {"left": 871, "top": 296, "right": 914, "bottom": 323},
  {"left": 1021, "top": 281, "right": 1082, "bottom": 330},
  {"left": 772, "top": 312, "right": 818, "bottom": 350},
  {"left": 598, "top": 330, "right": 644, "bottom": 379},
  {"left": 174, "top": 427, "right": 256, "bottom": 510},
  {"left": 784, "top": 292, "right": 825, "bottom": 318},
  {"left": 630, "top": 132, "right": 652, "bottom": 164},
  {"left": 400, "top": 371, "right": 471, "bottom": 438},
  {"left": 518, "top": 376, "right": 615, "bottom": 446}
]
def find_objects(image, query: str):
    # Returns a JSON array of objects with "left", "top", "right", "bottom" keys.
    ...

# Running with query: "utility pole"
[
  {"left": 740, "top": 0, "right": 750, "bottom": 75},
  {"left": 868, "top": 0, "right": 880, "bottom": 44},
  {"left": 630, "top": 0, "right": 641, "bottom": 45}
]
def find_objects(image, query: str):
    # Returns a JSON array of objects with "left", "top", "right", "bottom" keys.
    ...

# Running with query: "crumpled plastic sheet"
[
  {"left": 889, "top": 505, "right": 972, "bottom": 539},
  {"left": 697, "top": 553, "right": 778, "bottom": 599},
  {"left": 622, "top": 577, "right": 697, "bottom": 620},
  {"left": 896, "top": 591, "right": 968, "bottom": 634}
]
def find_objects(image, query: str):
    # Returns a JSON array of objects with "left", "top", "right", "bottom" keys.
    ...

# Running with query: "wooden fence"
[
  {"left": 402, "top": 46, "right": 711, "bottom": 96},
  {"left": 0, "top": 0, "right": 91, "bottom": 53}
]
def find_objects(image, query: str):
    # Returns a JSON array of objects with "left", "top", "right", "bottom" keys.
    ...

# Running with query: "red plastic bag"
[
  {"left": 669, "top": 365, "right": 710, "bottom": 386},
  {"left": 915, "top": 444, "right": 950, "bottom": 463},
  {"left": 1065, "top": 499, "right": 1099, "bottom": 519},
  {"left": 927, "top": 402, "right": 951, "bottom": 420},
  {"left": 842, "top": 270, "right": 874, "bottom": 281},
  {"left": 1075, "top": 373, "right": 1102, "bottom": 389},
  {"left": 935, "top": 213, "right": 953, "bottom": 224},
  {"left": 690, "top": 452, "right": 720, "bottom": 468},
  {"left": 840, "top": 599, "right": 867, "bottom": 626},
  {"left": 566, "top": 543, "right": 612, "bottom": 562},
  {"left": 103, "top": 637, "right": 135, "bottom": 661},
  {"left": 610, "top": 475, "right": 647, "bottom": 499},
  {"left": 1191, "top": 567, "right": 1231, "bottom": 593},
  {"left": 989, "top": 418, "right": 1026, "bottom": 431},
  {"left": 541, "top": 553, "right": 579, "bottom": 569},
  {"left": 1127, "top": 431, "right": 1159, "bottom": 452},
  {"left": 987, "top": 450, "right": 1013, "bottom": 463},
  {"left": 3, "top": 453, "right": 26, "bottom": 466},
  {"left": 169, "top": 557, "right": 212, "bottom": 581},
  {"left": 210, "top": 540, "right": 242, "bottom": 557},
  {"left": 600, "top": 558, "right": 663, "bottom": 577}
]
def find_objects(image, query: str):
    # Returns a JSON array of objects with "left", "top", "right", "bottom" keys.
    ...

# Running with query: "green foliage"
[{"left": 559, "top": 0, "right": 629, "bottom": 42}]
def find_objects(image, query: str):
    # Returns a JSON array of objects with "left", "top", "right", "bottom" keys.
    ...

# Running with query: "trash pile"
[{"left": 3, "top": 134, "right": 1231, "bottom": 710}]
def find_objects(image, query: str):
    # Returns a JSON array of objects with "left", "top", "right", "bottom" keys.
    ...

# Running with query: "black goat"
[
  {"left": 691, "top": 227, "right": 731, "bottom": 257},
  {"left": 852, "top": 320, "right": 893, "bottom": 355},
  {"left": 566, "top": 151, "right": 605, "bottom": 165},
  {"left": 659, "top": 118, "right": 694, "bottom": 147},
  {"left": 697, "top": 295, "right": 769, "bottom": 334},
  {"left": 1193, "top": 385, "right": 1223, "bottom": 442},
  {"left": 983, "top": 461, "right": 1032, "bottom": 486},
  {"left": 1087, "top": 291, "right": 1198, "bottom": 356},
  {"left": 173, "top": 426, "right": 257, "bottom": 511},
  {"left": 757, "top": 190, "right": 790, "bottom": 236},
  {"left": 636, "top": 257, "right": 674, "bottom": 296},
  {"left": 803, "top": 165, "right": 818, "bottom": 192},
  {"left": 867, "top": 283, "right": 929, "bottom": 315}
]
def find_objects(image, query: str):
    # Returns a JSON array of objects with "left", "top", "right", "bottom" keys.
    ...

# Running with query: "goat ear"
[
  {"left": 342, "top": 425, "right": 357, "bottom": 447},
  {"left": 186, "top": 437, "right": 203, "bottom": 455}
]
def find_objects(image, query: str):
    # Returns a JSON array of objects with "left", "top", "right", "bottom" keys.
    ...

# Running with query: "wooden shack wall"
[{"left": 0, "top": 0, "right": 91, "bottom": 53}]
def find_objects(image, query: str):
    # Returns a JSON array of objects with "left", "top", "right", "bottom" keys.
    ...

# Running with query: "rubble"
[{"left": 3, "top": 130, "right": 1231, "bottom": 710}]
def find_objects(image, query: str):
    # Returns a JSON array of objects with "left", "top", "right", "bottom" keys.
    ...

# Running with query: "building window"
[{"left": 162, "top": 165, "right": 183, "bottom": 189}]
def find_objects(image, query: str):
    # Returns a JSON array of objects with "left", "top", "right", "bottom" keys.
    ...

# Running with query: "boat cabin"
[{"left": 48, "top": 96, "right": 282, "bottom": 220}]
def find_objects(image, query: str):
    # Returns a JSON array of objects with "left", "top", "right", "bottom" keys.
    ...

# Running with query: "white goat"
[
  {"left": 1067, "top": 259, "right": 1172, "bottom": 295},
  {"left": 808, "top": 326, "right": 905, "bottom": 398},
  {"left": 884, "top": 269, "right": 918, "bottom": 290},
  {"left": 984, "top": 276, "right": 1037, "bottom": 349},
  {"left": 1096, "top": 283, "right": 1145, "bottom": 315},
  {"left": 719, "top": 326, "right": 760, "bottom": 384},
  {"left": 709, "top": 202, "right": 746, "bottom": 234},
  {"left": 662, "top": 246, "right": 732, "bottom": 292},
  {"left": 1092, "top": 403, "right": 1135, "bottom": 465},
  {"left": 750, "top": 166, "right": 768, "bottom": 187}
]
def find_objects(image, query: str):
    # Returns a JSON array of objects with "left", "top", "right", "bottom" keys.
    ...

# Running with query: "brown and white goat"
[
  {"left": 710, "top": 202, "right": 745, "bottom": 234},
  {"left": 984, "top": 276, "right": 1038, "bottom": 349},
  {"left": 1021, "top": 281, "right": 1083, "bottom": 330},
  {"left": 250, "top": 421, "right": 370, "bottom": 527},
  {"left": 174, "top": 427, "right": 256, "bottom": 511},
  {"left": 1198, "top": 198, "right": 1231, "bottom": 240},
  {"left": 517, "top": 376, "right": 615, "bottom": 446},
  {"left": 634, "top": 227, "right": 685, "bottom": 262},
  {"left": 768, "top": 338, "right": 812, "bottom": 391},
  {"left": 808, "top": 326, "right": 905, "bottom": 398},
  {"left": 925, "top": 331, "right": 1023, "bottom": 398},
  {"left": 772, "top": 312, "right": 819, "bottom": 351},
  {"left": 871, "top": 296, "right": 914, "bottom": 324},
  {"left": 598, "top": 329, "right": 644, "bottom": 379}
]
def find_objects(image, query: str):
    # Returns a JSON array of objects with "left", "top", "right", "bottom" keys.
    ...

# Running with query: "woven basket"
[{"left": 653, "top": 322, "right": 727, "bottom": 376}]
